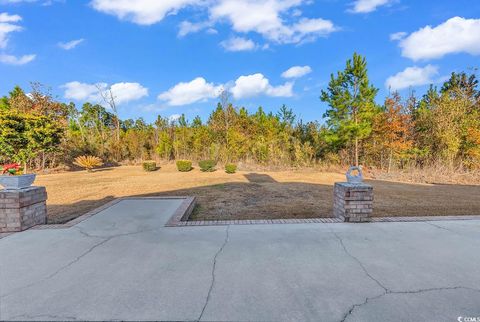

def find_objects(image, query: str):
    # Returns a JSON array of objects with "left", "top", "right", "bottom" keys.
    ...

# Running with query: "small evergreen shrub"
[
  {"left": 225, "top": 163, "right": 237, "bottom": 174},
  {"left": 142, "top": 160, "right": 157, "bottom": 172},
  {"left": 199, "top": 159, "right": 217, "bottom": 172},
  {"left": 176, "top": 160, "right": 193, "bottom": 172}
]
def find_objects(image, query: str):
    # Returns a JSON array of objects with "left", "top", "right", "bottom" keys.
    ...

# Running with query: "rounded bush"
[
  {"left": 225, "top": 163, "right": 237, "bottom": 174},
  {"left": 176, "top": 160, "right": 193, "bottom": 172},
  {"left": 142, "top": 160, "right": 157, "bottom": 172},
  {"left": 198, "top": 159, "right": 217, "bottom": 172}
]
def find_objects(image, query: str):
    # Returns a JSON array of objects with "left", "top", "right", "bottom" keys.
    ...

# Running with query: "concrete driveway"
[{"left": 1, "top": 199, "right": 479, "bottom": 322}]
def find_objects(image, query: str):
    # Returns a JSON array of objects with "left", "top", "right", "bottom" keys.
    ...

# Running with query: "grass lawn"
[{"left": 35, "top": 165, "right": 480, "bottom": 224}]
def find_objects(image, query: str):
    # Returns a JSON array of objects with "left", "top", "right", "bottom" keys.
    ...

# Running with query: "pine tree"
[{"left": 320, "top": 53, "right": 378, "bottom": 166}]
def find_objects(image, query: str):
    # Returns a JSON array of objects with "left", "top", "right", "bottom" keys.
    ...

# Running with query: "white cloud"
[
  {"left": 230, "top": 73, "right": 293, "bottom": 99},
  {"left": 109, "top": 82, "right": 149, "bottom": 104},
  {"left": 158, "top": 73, "right": 294, "bottom": 105},
  {"left": 62, "top": 81, "right": 148, "bottom": 105},
  {"left": 281, "top": 65, "right": 312, "bottom": 79},
  {"left": 266, "top": 82, "right": 294, "bottom": 97},
  {"left": 0, "top": 53, "right": 35, "bottom": 65},
  {"left": 0, "top": 12, "right": 36, "bottom": 65},
  {"left": 210, "top": 1, "right": 336, "bottom": 44},
  {"left": 349, "top": 0, "right": 394, "bottom": 13},
  {"left": 206, "top": 28, "right": 218, "bottom": 34},
  {"left": 91, "top": 0, "right": 337, "bottom": 45},
  {"left": 220, "top": 37, "right": 256, "bottom": 52},
  {"left": 389, "top": 31, "right": 406, "bottom": 41},
  {"left": 168, "top": 114, "right": 182, "bottom": 123},
  {"left": 158, "top": 77, "right": 223, "bottom": 106},
  {"left": 291, "top": 18, "right": 336, "bottom": 41},
  {"left": 292, "top": 9, "right": 302, "bottom": 17},
  {"left": 58, "top": 38, "right": 84, "bottom": 50},
  {"left": 178, "top": 20, "right": 212, "bottom": 37},
  {"left": 90, "top": 0, "right": 202, "bottom": 25},
  {"left": 398, "top": 17, "right": 480, "bottom": 61},
  {"left": 385, "top": 65, "right": 439, "bottom": 91},
  {"left": 62, "top": 81, "right": 103, "bottom": 101},
  {"left": 0, "top": 13, "right": 23, "bottom": 48},
  {"left": 0, "top": 13, "right": 22, "bottom": 23}
]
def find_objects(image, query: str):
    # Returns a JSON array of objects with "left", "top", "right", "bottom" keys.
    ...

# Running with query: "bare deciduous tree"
[
  {"left": 96, "top": 84, "right": 120, "bottom": 141},
  {"left": 219, "top": 88, "right": 232, "bottom": 161}
]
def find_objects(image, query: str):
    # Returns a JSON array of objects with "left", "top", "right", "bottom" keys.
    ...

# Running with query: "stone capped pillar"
[
  {"left": 0, "top": 186, "right": 47, "bottom": 232},
  {"left": 334, "top": 182, "right": 373, "bottom": 223}
]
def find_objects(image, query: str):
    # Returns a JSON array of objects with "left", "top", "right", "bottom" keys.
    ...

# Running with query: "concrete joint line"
[{"left": 197, "top": 225, "right": 230, "bottom": 322}]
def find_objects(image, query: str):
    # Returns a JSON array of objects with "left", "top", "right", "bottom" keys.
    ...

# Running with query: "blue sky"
[{"left": 1, "top": 0, "right": 479, "bottom": 123}]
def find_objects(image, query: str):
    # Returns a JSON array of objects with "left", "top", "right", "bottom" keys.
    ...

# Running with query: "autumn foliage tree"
[{"left": 367, "top": 93, "right": 413, "bottom": 171}]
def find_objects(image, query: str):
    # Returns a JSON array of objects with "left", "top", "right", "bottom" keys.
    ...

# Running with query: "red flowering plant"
[{"left": 0, "top": 163, "right": 24, "bottom": 176}]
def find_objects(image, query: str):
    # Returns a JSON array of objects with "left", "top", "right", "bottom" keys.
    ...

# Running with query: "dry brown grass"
[
  {"left": 34, "top": 164, "right": 480, "bottom": 224},
  {"left": 371, "top": 165, "right": 480, "bottom": 185}
]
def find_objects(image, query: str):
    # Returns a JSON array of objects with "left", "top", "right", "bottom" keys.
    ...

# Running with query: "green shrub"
[
  {"left": 176, "top": 160, "right": 193, "bottom": 172},
  {"left": 198, "top": 159, "right": 217, "bottom": 172},
  {"left": 225, "top": 163, "right": 237, "bottom": 174},
  {"left": 142, "top": 160, "right": 157, "bottom": 172}
]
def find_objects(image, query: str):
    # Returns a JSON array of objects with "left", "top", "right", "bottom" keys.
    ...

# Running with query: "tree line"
[{"left": 0, "top": 54, "right": 479, "bottom": 172}]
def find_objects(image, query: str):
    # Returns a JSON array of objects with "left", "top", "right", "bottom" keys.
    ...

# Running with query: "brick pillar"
[
  {"left": 0, "top": 186, "right": 47, "bottom": 232},
  {"left": 334, "top": 182, "right": 373, "bottom": 223}
]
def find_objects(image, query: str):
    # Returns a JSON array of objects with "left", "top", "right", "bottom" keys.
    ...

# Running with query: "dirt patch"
[{"left": 33, "top": 165, "right": 480, "bottom": 224}]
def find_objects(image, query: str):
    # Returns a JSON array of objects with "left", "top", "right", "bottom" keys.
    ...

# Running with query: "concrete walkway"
[{"left": 1, "top": 199, "right": 479, "bottom": 322}]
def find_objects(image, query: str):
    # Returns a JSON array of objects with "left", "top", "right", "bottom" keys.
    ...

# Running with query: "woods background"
[{"left": 1, "top": 54, "right": 479, "bottom": 179}]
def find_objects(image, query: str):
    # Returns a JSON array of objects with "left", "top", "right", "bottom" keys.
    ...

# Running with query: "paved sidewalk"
[{"left": 1, "top": 199, "right": 479, "bottom": 321}]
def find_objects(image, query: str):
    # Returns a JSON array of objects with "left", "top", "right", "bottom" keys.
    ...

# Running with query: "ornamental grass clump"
[
  {"left": 198, "top": 159, "right": 217, "bottom": 172},
  {"left": 225, "top": 163, "right": 237, "bottom": 174},
  {"left": 142, "top": 160, "right": 157, "bottom": 172},
  {"left": 176, "top": 160, "right": 193, "bottom": 172},
  {"left": 73, "top": 155, "right": 103, "bottom": 172}
]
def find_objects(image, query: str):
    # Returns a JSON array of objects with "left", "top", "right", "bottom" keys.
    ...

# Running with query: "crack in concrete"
[
  {"left": 331, "top": 229, "right": 480, "bottom": 322},
  {"left": 330, "top": 230, "right": 389, "bottom": 322},
  {"left": 197, "top": 225, "right": 230, "bottom": 322},
  {"left": 331, "top": 230, "right": 389, "bottom": 293},
  {"left": 74, "top": 226, "right": 107, "bottom": 239},
  {"left": 1, "top": 227, "right": 156, "bottom": 301},
  {"left": 340, "top": 292, "right": 385, "bottom": 322},
  {"left": 391, "top": 286, "right": 480, "bottom": 295},
  {"left": 341, "top": 286, "right": 480, "bottom": 322},
  {"left": 424, "top": 221, "right": 457, "bottom": 233}
]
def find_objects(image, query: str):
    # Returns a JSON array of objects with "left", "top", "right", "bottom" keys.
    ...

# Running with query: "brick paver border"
[
  {"left": 1, "top": 196, "right": 480, "bottom": 239},
  {"left": 166, "top": 213, "right": 480, "bottom": 227}
]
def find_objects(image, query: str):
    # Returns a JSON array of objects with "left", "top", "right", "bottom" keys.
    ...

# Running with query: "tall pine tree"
[{"left": 321, "top": 53, "right": 378, "bottom": 166}]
